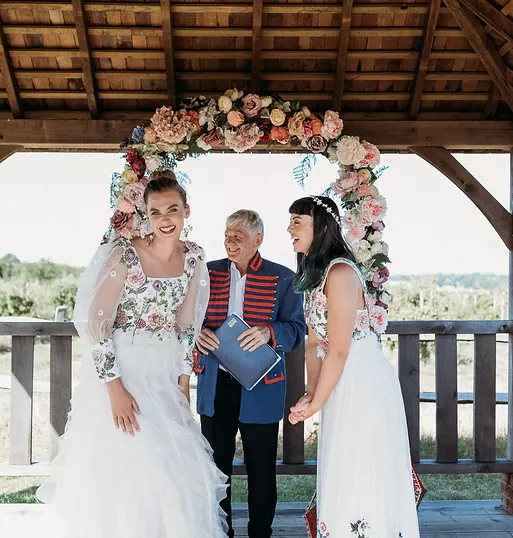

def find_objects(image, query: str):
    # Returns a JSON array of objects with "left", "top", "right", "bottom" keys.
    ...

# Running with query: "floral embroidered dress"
[
  {"left": 305, "top": 258, "right": 419, "bottom": 538},
  {"left": 36, "top": 238, "right": 228, "bottom": 538}
]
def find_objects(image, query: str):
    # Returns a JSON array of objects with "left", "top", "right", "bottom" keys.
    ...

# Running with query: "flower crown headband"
[{"left": 311, "top": 195, "right": 341, "bottom": 227}]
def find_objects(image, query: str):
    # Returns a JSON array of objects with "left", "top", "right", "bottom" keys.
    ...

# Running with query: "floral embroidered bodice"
[
  {"left": 87, "top": 238, "right": 208, "bottom": 382},
  {"left": 304, "top": 258, "right": 371, "bottom": 359},
  {"left": 112, "top": 239, "right": 203, "bottom": 339}
]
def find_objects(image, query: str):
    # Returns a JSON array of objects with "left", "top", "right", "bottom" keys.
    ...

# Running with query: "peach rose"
[
  {"left": 143, "top": 126, "right": 158, "bottom": 143},
  {"left": 321, "top": 110, "right": 344, "bottom": 140},
  {"left": 331, "top": 167, "right": 361, "bottom": 197},
  {"left": 361, "top": 196, "right": 387, "bottom": 225},
  {"left": 196, "top": 129, "right": 224, "bottom": 151},
  {"left": 355, "top": 141, "right": 381, "bottom": 169},
  {"left": 358, "top": 169, "right": 372, "bottom": 184},
  {"left": 370, "top": 303, "right": 388, "bottom": 334},
  {"left": 311, "top": 118, "right": 323, "bottom": 135},
  {"left": 117, "top": 198, "right": 135, "bottom": 214},
  {"left": 336, "top": 135, "right": 367, "bottom": 166},
  {"left": 357, "top": 184, "right": 379, "bottom": 198},
  {"left": 227, "top": 110, "right": 245, "bottom": 128},
  {"left": 269, "top": 126, "right": 290, "bottom": 144},
  {"left": 288, "top": 111, "right": 306, "bottom": 138}
]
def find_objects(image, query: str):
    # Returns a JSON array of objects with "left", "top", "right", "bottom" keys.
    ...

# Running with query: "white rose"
[
  {"left": 225, "top": 88, "right": 243, "bottom": 101},
  {"left": 261, "top": 96, "right": 273, "bottom": 108},
  {"left": 144, "top": 154, "right": 163, "bottom": 173},
  {"left": 218, "top": 95, "right": 233, "bottom": 113},
  {"left": 301, "top": 106, "right": 312, "bottom": 118},
  {"left": 381, "top": 291, "right": 391, "bottom": 303},
  {"left": 336, "top": 135, "right": 367, "bottom": 166},
  {"left": 270, "top": 108, "right": 286, "bottom": 126},
  {"left": 382, "top": 242, "right": 390, "bottom": 256},
  {"left": 354, "top": 240, "right": 372, "bottom": 263},
  {"left": 367, "top": 231, "right": 382, "bottom": 243},
  {"left": 370, "top": 242, "right": 383, "bottom": 256}
]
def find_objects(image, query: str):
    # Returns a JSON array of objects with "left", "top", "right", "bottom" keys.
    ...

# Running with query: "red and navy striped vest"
[{"left": 205, "top": 251, "right": 278, "bottom": 329}]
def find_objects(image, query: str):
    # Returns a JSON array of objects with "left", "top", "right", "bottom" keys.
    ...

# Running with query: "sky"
[{"left": 0, "top": 151, "right": 510, "bottom": 275}]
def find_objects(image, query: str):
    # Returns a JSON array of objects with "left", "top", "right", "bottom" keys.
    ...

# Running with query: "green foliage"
[
  {"left": 0, "top": 292, "right": 34, "bottom": 316},
  {"left": 52, "top": 280, "right": 78, "bottom": 312}
]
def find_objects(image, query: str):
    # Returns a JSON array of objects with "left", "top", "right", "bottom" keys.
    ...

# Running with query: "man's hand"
[
  {"left": 238, "top": 324, "right": 271, "bottom": 352},
  {"left": 196, "top": 327, "right": 220, "bottom": 355}
]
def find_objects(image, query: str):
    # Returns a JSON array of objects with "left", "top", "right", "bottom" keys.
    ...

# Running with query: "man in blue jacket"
[{"left": 195, "top": 209, "right": 306, "bottom": 538}]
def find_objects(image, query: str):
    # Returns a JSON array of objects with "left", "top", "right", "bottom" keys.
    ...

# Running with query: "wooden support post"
[
  {"left": 10, "top": 336, "right": 34, "bottom": 465},
  {"left": 503, "top": 150, "right": 513, "bottom": 515},
  {"left": 0, "top": 144, "right": 22, "bottom": 164},
  {"left": 251, "top": 0, "right": 264, "bottom": 94},
  {"left": 409, "top": 146, "right": 513, "bottom": 250},
  {"left": 71, "top": 0, "right": 99, "bottom": 118},
  {"left": 0, "top": 21, "right": 21, "bottom": 118},
  {"left": 282, "top": 342, "right": 305, "bottom": 465},
  {"left": 160, "top": 0, "right": 177, "bottom": 109},
  {"left": 409, "top": 0, "right": 441, "bottom": 119},
  {"left": 332, "top": 0, "right": 354, "bottom": 111},
  {"left": 50, "top": 336, "right": 72, "bottom": 459}
]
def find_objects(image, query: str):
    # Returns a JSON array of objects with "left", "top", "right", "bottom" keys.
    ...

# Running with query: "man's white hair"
[{"left": 226, "top": 209, "right": 264, "bottom": 237}]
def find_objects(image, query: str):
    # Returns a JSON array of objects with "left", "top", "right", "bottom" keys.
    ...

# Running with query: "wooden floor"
[{"left": 1, "top": 501, "right": 513, "bottom": 537}]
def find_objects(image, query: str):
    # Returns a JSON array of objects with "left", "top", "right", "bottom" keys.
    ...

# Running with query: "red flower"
[
  {"left": 126, "top": 150, "right": 139, "bottom": 165},
  {"left": 132, "top": 157, "right": 146, "bottom": 178}
]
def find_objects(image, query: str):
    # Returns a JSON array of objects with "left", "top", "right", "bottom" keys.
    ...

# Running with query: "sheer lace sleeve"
[
  {"left": 73, "top": 240, "right": 129, "bottom": 382},
  {"left": 176, "top": 244, "right": 210, "bottom": 376}
]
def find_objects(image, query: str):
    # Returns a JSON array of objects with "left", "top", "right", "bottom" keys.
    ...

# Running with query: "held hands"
[
  {"left": 288, "top": 393, "right": 316, "bottom": 424},
  {"left": 106, "top": 378, "right": 141, "bottom": 436},
  {"left": 196, "top": 324, "right": 271, "bottom": 355}
]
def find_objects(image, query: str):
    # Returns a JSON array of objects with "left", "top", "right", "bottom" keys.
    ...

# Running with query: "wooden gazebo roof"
[{"left": 0, "top": 0, "right": 513, "bottom": 151}]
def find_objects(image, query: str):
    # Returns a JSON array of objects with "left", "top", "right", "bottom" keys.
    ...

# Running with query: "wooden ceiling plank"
[
  {"left": 251, "top": 0, "right": 263, "bottom": 93},
  {"left": 460, "top": 0, "right": 513, "bottom": 41},
  {"left": 0, "top": 144, "right": 22, "bottom": 164},
  {"left": 409, "top": 0, "right": 441, "bottom": 119},
  {"left": 410, "top": 146, "right": 513, "bottom": 250},
  {"left": 71, "top": 0, "right": 98, "bottom": 118},
  {"left": 332, "top": 0, "right": 355, "bottom": 111},
  {"left": 160, "top": 0, "right": 176, "bottom": 109},
  {"left": 484, "top": 85, "right": 501, "bottom": 118},
  {"left": 0, "top": 22, "right": 22, "bottom": 118},
  {"left": 445, "top": 0, "right": 513, "bottom": 113}
]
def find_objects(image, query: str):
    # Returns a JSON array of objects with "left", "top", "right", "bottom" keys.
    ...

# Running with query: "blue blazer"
[{"left": 196, "top": 251, "right": 306, "bottom": 424}]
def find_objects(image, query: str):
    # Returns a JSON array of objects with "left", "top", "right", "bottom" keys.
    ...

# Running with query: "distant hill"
[{"left": 390, "top": 273, "right": 508, "bottom": 290}]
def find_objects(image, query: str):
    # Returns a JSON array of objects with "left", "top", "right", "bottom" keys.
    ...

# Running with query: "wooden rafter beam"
[
  {"left": 251, "top": 0, "right": 263, "bottom": 93},
  {"left": 410, "top": 0, "right": 441, "bottom": 118},
  {"left": 445, "top": 0, "right": 513, "bottom": 113},
  {"left": 1, "top": 120, "right": 512, "bottom": 151},
  {"left": 71, "top": 0, "right": 98, "bottom": 118},
  {"left": 0, "top": 144, "right": 22, "bottom": 164},
  {"left": 410, "top": 146, "right": 513, "bottom": 250},
  {"left": 160, "top": 0, "right": 176, "bottom": 109},
  {"left": 484, "top": 85, "right": 501, "bottom": 118},
  {"left": 332, "top": 0, "right": 354, "bottom": 111},
  {"left": 0, "top": 21, "right": 21, "bottom": 118},
  {"left": 459, "top": 0, "right": 513, "bottom": 42}
]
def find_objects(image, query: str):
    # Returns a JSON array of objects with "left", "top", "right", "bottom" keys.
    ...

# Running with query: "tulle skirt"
[
  {"left": 36, "top": 331, "right": 228, "bottom": 538},
  {"left": 317, "top": 334, "right": 420, "bottom": 538}
]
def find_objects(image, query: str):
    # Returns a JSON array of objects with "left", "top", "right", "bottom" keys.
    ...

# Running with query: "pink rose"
[
  {"left": 197, "top": 129, "right": 224, "bottom": 151},
  {"left": 370, "top": 303, "right": 388, "bottom": 334},
  {"left": 321, "top": 110, "right": 343, "bottom": 140},
  {"left": 242, "top": 94, "right": 263, "bottom": 118},
  {"left": 302, "top": 121, "right": 314, "bottom": 140},
  {"left": 355, "top": 141, "right": 381, "bottom": 169},
  {"left": 110, "top": 210, "right": 130, "bottom": 231},
  {"left": 331, "top": 167, "right": 362, "bottom": 197},
  {"left": 224, "top": 123, "right": 263, "bottom": 153},
  {"left": 307, "top": 135, "right": 328, "bottom": 153},
  {"left": 372, "top": 267, "right": 390, "bottom": 288},
  {"left": 355, "top": 310, "right": 370, "bottom": 332},
  {"left": 360, "top": 196, "right": 387, "bottom": 225},
  {"left": 117, "top": 199, "right": 135, "bottom": 214},
  {"left": 346, "top": 220, "right": 366, "bottom": 242},
  {"left": 373, "top": 220, "right": 385, "bottom": 232},
  {"left": 126, "top": 268, "right": 145, "bottom": 289},
  {"left": 187, "top": 110, "right": 201, "bottom": 132},
  {"left": 123, "top": 183, "right": 145, "bottom": 208},
  {"left": 357, "top": 184, "right": 379, "bottom": 198},
  {"left": 227, "top": 110, "right": 245, "bottom": 127}
]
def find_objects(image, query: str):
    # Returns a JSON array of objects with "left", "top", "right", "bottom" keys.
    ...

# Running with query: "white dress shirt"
[{"left": 219, "top": 262, "right": 247, "bottom": 371}]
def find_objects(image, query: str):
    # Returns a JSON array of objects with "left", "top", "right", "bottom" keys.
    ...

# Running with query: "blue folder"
[{"left": 212, "top": 313, "right": 281, "bottom": 391}]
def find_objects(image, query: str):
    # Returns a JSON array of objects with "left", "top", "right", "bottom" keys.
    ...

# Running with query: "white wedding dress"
[
  {"left": 36, "top": 238, "right": 228, "bottom": 538},
  {"left": 305, "top": 258, "right": 419, "bottom": 538}
]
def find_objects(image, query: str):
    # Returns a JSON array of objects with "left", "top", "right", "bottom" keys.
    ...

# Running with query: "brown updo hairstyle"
[{"left": 143, "top": 170, "right": 187, "bottom": 206}]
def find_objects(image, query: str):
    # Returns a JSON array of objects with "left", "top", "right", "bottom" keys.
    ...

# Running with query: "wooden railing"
[{"left": 1, "top": 320, "right": 513, "bottom": 475}]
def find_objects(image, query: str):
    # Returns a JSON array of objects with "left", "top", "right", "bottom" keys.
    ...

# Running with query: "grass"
[{"left": 0, "top": 435, "right": 505, "bottom": 504}]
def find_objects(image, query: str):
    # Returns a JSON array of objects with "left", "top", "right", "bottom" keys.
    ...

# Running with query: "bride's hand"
[
  {"left": 291, "top": 392, "right": 313, "bottom": 414},
  {"left": 106, "top": 379, "right": 141, "bottom": 436}
]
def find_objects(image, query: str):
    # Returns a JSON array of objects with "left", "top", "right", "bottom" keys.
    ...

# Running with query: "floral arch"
[{"left": 107, "top": 90, "right": 390, "bottom": 334}]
